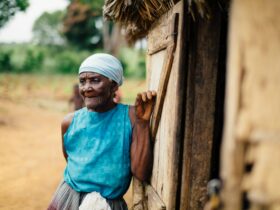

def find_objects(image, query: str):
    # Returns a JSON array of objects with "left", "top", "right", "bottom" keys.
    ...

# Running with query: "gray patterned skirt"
[{"left": 47, "top": 181, "right": 128, "bottom": 210}]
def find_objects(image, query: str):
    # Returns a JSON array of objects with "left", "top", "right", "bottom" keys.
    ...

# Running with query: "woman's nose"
[{"left": 83, "top": 82, "right": 93, "bottom": 91}]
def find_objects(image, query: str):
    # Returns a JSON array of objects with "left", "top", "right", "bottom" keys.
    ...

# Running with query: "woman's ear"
[{"left": 111, "top": 81, "right": 118, "bottom": 92}]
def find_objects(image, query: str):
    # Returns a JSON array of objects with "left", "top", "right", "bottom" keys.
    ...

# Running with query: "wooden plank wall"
[
  {"left": 146, "top": 2, "right": 185, "bottom": 210},
  {"left": 221, "top": 0, "right": 280, "bottom": 210},
  {"left": 133, "top": 1, "right": 228, "bottom": 209},
  {"left": 179, "top": 1, "right": 226, "bottom": 210}
]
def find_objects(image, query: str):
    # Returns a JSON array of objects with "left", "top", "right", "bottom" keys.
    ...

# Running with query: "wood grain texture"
[
  {"left": 132, "top": 178, "right": 147, "bottom": 210},
  {"left": 146, "top": 186, "right": 166, "bottom": 210},
  {"left": 147, "top": 2, "right": 184, "bottom": 210},
  {"left": 151, "top": 38, "right": 178, "bottom": 139},
  {"left": 221, "top": 0, "right": 280, "bottom": 209},
  {"left": 179, "top": 2, "right": 224, "bottom": 210}
]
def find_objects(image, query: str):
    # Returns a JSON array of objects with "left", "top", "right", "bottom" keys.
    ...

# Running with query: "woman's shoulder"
[
  {"left": 116, "top": 103, "right": 132, "bottom": 112},
  {"left": 61, "top": 112, "right": 75, "bottom": 135},
  {"left": 116, "top": 103, "right": 135, "bottom": 126},
  {"left": 62, "top": 112, "right": 75, "bottom": 123}
]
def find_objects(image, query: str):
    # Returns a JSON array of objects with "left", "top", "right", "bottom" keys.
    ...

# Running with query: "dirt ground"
[
  {"left": 0, "top": 98, "right": 66, "bottom": 210},
  {"left": 0, "top": 74, "right": 136, "bottom": 210}
]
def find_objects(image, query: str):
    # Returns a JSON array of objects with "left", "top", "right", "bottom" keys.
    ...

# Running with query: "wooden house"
[{"left": 104, "top": 0, "right": 280, "bottom": 209}]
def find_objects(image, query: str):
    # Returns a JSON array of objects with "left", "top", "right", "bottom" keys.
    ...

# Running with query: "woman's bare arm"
[
  {"left": 129, "top": 91, "right": 156, "bottom": 181},
  {"left": 61, "top": 113, "right": 74, "bottom": 161}
]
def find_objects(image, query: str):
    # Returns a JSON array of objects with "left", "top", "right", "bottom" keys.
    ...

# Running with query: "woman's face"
[{"left": 79, "top": 72, "right": 117, "bottom": 112}]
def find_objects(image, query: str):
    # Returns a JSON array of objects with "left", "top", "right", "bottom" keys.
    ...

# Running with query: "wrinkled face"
[{"left": 79, "top": 72, "right": 117, "bottom": 112}]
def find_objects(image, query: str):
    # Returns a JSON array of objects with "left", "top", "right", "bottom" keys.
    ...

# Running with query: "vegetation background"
[{"left": 0, "top": 0, "right": 146, "bottom": 209}]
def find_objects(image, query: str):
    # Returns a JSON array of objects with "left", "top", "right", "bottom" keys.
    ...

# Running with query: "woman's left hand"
[{"left": 135, "top": 90, "right": 157, "bottom": 122}]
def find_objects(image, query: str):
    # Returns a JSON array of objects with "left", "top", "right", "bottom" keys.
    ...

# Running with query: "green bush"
[
  {"left": 20, "top": 49, "right": 44, "bottom": 72},
  {"left": 54, "top": 52, "right": 81, "bottom": 74},
  {"left": 119, "top": 48, "right": 146, "bottom": 79},
  {"left": 54, "top": 50, "right": 92, "bottom": 74},
  {"left": 0, "top": 50, "right": 12, "bottom": 72},
  {"left": 135, "top": 56, "right": 146, "bottom": 78},
  {"left": 0, "top": 44, "right": 146, "bottom": 77}
]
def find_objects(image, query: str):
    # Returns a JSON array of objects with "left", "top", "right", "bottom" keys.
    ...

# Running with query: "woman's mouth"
[{"left": 84, "top": 94, "right": 98, "bottom": 98}]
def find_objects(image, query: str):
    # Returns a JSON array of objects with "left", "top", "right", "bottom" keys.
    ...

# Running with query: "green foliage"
[
  {"left": 21, "top": 49, "right": 44, "bottom": 73},
  {"left": 0, "top": 50, "right": 12, "bottom": 72},
  {"left": 15, "top": 0, "right": 29, "bottom": 10},
  {"left": 0, "top": 44, "right": 94, "bottom": 74},
  {"left": 54, "top": 51, "right": 82, "bottom": 74},
  {"left": 119, "top": 48, "right": 146, "bottom": 79},
  {"left": 0, "top": 43, "right": 146, "bottom": 79},
  {"left": 79, "top": 0, "right": 103, "bottom": 16},
  {"left": 62, "top": 1, "right": 103, "bottom": 50},
  {"left": 32, "top": 11, "right": 66, "bottom": 46},
  {"left": 0, "top": 45, "right": 45, "bottom": 73},
  {"left": 68, "top": 0, "right": 103, "bottom": 16},
  {"left": 0, "top": 0, "right": 29, "bottom": 28}
]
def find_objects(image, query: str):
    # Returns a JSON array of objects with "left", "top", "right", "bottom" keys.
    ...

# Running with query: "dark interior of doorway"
[
  {"left": 175, "top": 1, "right": 229, "bottom": 209},
  {"left": 210, "top": 2, "right": 228, "bottom": 180}
]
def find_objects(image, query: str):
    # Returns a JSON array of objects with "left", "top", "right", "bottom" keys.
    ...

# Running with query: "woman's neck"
[{"left": 87, "top": 101, "right": 117, "bottom": 113}]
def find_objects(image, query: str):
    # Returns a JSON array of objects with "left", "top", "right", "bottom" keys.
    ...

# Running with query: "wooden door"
[
  {"left": 145, "top": 2, "right": 184, "bottom": 210},
  {"left": 132, "top": 1, "right": 228, "bottom": 210}
]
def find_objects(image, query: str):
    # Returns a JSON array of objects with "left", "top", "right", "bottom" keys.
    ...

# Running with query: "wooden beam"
[{"left": 151, "top": 13, "right": 179, "bottom": 139}]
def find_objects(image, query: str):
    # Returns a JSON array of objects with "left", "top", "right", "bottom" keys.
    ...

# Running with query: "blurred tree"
[
  {"left": 32, "top": 11, "right": 66, "bottom": 46},
  {"left": 80, "top": 0, "right": 125, "bottom": 55},
  {"left": 63, "top": 0, "right": 125, "bottom": 54},
  {"left": 79, "top": 0, "right": 103, "bottom": 16},
  {"left": 62, "top": 0, "right": 103, "bottom": 49},
  {"left": 102, "top": 21, "right": 125, "bottom": 56},
  {"left": 0, "top": 0, "right": 29, "bottom": 28}
]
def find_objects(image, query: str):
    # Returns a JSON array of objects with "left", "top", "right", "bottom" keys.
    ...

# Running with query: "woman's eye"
[{"left": 91, "top": 78, "right": 100, "bottom": 83}]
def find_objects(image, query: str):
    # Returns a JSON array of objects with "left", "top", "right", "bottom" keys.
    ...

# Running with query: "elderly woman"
[{"left": 48, "top": 53, "right": 156, "bottom": 210}]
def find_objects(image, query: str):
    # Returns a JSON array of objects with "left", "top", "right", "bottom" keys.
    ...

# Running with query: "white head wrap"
[{"left": 79, "top": 53, "right": 124, "bottom": 86}]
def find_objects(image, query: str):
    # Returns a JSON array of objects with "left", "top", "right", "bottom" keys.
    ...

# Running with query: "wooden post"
[{"left": 179, "top": 1, "right": 226, "bottom": 209}]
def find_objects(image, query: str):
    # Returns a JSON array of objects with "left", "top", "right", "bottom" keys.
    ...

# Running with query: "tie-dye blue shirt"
[{"left": 63, "top": 104, "right": 132, "bottom": 199}]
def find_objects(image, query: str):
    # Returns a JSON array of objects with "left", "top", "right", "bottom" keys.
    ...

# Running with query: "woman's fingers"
[
  {"left": 141, "top": 92, "right": 147, "bottom": 102},
  {"left": 134, "top": 91, "right": 157, "bottom": 121},
  {"left": 135, "top": 91, "right": 157, "bottom": 107},
  {"left": 147, "top": 91, "right": 152, "bottom": 100},
  {"left": 142, "top": 91, "right": 156, "bottom": 101}
]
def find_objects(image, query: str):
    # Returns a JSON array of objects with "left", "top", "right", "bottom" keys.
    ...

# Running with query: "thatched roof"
[{"left": 103, "top": 0, "right": 212, "bottom": 43}]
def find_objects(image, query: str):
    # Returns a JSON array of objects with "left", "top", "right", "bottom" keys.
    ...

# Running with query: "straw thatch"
[
  {"left": 103, "top": 0, "right": 176, "bottom": 43},
  {"left": 103, "top": 0, "right": 214, "bottom": 43}
]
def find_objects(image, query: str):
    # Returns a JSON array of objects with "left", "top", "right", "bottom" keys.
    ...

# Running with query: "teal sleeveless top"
[{"left": 63, "top": 104, "right": 132, "bottom": 199}]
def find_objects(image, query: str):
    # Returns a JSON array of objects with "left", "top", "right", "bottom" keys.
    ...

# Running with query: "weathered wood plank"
[
  {"left": 151, "top": 36, "right": 178, "bottom": 139},
  {"left": 146, "top": 186, "right": 166, "bottom": 210},
  {"left": 146, "top": 2, "right": 185, "bottom": 210},
  {"left": 179, "top": 1, "right": 224, "bottom": 210},
  {"left": 132, "top": 178, "right": 147, "bottom": 210},
  {"left": 221, "top": 1, "right": 280, "bottom": 209}
]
